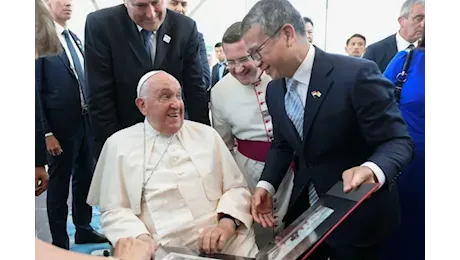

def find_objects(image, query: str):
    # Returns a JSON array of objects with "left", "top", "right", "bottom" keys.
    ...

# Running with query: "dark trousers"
[{"left": 46, "top": 115, "right": 95, "bottom": 249}]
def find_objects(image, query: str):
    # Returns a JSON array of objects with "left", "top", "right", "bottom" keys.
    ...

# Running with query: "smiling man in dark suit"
[
  {"left": 241, "top": 0, "right": 414, "bottom": 259},
  {"left": 85, "top": 0, "right": 210, "bottom": 157}
]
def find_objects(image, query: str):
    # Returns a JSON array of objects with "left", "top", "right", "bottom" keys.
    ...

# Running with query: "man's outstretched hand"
[{"left": 251, "top": 187, "right": 275, "bottom": 228}]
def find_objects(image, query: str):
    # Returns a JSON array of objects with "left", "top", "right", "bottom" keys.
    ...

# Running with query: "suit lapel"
[
  {"left": 121, "top": 7, "right": 152, "bottom": 69},
  {"left": 153, "top": 10, "right": 173, "bottom": 68},
  {"left": 69, "top": 31, "right": 84, "bottom": 57},
  {"left": 302, "top": 47, "right": 334, "bottom": 142},
  {"left": 57, "top": 48, "right": 77, "bottom": 79}
]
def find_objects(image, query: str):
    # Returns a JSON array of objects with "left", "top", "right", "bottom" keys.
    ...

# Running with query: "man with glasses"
[
  {"left": 210, "top": 22, "right": 293, "bottom": 248},
  {"left": 240, "top": 1, "right": 414, "bottom": 259}
]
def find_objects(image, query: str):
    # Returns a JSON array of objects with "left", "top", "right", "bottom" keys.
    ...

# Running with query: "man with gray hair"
[
  {"left": 364, "top": 0, "right": 425, "bottom": 72},
  {"left": 87, "top": 70, "right": 258, "bottom": 258},
  {"left": 211, "top": 21, "right": 294, "bottom": 247},
  {"left": 241, "top": 0, "right": 414, "bottom": 259}
]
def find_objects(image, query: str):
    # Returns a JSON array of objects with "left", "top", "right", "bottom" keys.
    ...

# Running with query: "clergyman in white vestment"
[
  {"left": 87, "top": 71, "right": 258, "bottom": 258},
  {"left": 210, "top": 22, "right": 294, "bottom": 246}
]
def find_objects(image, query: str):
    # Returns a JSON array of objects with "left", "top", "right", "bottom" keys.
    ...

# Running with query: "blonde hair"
[{"left": 35, "top": 0, "right": 61, "bottom": 57}]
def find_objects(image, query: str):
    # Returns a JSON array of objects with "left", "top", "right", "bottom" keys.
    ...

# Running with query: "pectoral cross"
[{"left": 141, "top": 187, "right": 146, "bottom": 203}]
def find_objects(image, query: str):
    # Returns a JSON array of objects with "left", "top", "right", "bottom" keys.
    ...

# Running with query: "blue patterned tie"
[
  {"left": 62, "top": 30, "right": 86, "bottom": 105},
  {"left": 284, "top": 78, "right": 319, "bottom": 205},
  {"left": 141, "top": 29, "right": 153, "bottom": 57}
]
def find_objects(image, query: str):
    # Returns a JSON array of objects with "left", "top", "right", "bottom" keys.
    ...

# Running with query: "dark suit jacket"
[
  {"left": 198, "top": 32, "right": 211, "bottom": 87},
  {"left": 84, "top": 5, "right": 209, "bottom": 154},
  {"left": 36, "top": 30, "right": 86, "bottom": 141},
  {"left": 363, "top": 34, "right": 398, "bottom": 73},
  {"left": 211, "top": 63, "right": 229, "bottom": 88},
  {"left": 262, "top": 47, "right": 414, "bottom": 246},
  {"left": 35, "top": 86, "right": 47, "bottom": 167}
]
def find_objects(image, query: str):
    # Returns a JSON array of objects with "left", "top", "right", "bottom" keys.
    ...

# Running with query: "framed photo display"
[{"left": 255, "top": 181, "right": 379, "bottom": 260}]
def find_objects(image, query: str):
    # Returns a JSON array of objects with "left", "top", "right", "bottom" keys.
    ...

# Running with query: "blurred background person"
[
  {"left": 303, "top": 16, "right": 314, "bottom": 43},
  {"left": 211, "top": 42, "right": 228, "bottom": 88},
  {"left": 167, "top": 0, "right": 211, "bottom": 88},
  {"left": 364, "top": 0, "right": 425, "bottom": 72},
  {"left": 35, "top": 0, "right": 151, "bottom": 259},
  {"left": 382, "top": 33, "right": 425, "bottom": 260},
  {"left": 345, "top": 33, "right": 366, "bottom": 57}
]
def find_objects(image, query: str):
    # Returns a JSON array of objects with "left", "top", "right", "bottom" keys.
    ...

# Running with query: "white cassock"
[
  {"left": 87, "top": 119, "right": 258, "bottom": 258},
  {"left": 210, "top": 73, "right": 294, "bottom": 238}
]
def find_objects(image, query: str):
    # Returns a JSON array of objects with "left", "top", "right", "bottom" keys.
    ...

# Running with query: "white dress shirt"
[
  {"left": 396, "top": 31, "right": 417, "bottom": 52},
  {"left": 257, "top": 45, "right": 386, "bottom": 196}
]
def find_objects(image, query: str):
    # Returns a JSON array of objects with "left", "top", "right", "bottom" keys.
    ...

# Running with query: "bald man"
[{"left": 87, "top": 71, "right": 258, "bottom": 258}]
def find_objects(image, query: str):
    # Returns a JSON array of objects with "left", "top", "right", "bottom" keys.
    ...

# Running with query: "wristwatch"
[{"left": 219, "top": 213, "right": 241, "bottom": 229}]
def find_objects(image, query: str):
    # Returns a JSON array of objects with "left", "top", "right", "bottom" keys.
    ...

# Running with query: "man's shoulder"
[
  {"left": 106, "top": 123, "right": 143, "bottom": 144},
  {"left": 367, "top": 34, "right": 396, "bottom": 50},
  {"left": 183, "top": 120, "right": 219, "bottom": 138},
  {"left": 212, "top": 74, "right": 238, "bottom": 94},
  {"left": 87, "top": 4, "right": 124, "bottom": 23},
  {"left": 323, "top": 50, "right": 377, "bottom": 71},
  {"left": 167, "top": 10, "right": 196, "bottom": 29}
]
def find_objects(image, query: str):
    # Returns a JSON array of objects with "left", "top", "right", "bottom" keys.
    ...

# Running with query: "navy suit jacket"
[
  {"left": 262, "top": 47, "right": 414, "bottom": 246},
  {"left": 198, "top": 32, "right": 211, "bottom": 87},
  {"left": 35, "top": 30, "right": 86, "bottom": 141},
  {"left": 211, "top": 63, "right": 229, "bottom": 88},
  {"left": 85, "top": 5, "right": 209, "bottom": 157},
  {"left": 363, "top": 34, "right": 398, "bottom": 73},
  {"left": 35, "top": 86, "right": 47, "bottom": 167}
]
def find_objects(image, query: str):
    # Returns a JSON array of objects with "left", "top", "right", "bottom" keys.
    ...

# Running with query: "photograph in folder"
[{"left": 255, "top": 181, "right": 379, "bottom": 260}]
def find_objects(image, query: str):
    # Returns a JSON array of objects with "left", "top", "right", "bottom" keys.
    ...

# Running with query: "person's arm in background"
[
  {"left": 182, "top": 21, "right": 210, "bottom": 125},
  {"left": 35, "top": 237, "right": 151, "bottom": 260},
  {"left": 198, "top": 32, "right": 211, "bottom": 88},
  {"left": 35, "top": 84, "right": 48, "bottom": 196},
  {"left": 84, "top": 13, "right": 121, "bottom": 147}
]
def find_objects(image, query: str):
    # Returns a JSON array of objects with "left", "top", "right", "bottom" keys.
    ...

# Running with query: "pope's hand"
[
  {"left": 251, "top": 187, "right": 274, "bottom": 228},
  {"left": 113, "top": 237, "right": 153, "bottom": 260},
  {"left": 199, "top": 218, "right": 236, "bottom": 254},
  {"left": 342, "top": 166, "right": 377, "bottom": 193}
]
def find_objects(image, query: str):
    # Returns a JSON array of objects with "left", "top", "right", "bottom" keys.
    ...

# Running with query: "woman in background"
[
  {"left": 35, "top": 0, "right": 151, "bottom": 259},
  {"left": 382, "top": 34, "right": 425, "bottom": 260}
]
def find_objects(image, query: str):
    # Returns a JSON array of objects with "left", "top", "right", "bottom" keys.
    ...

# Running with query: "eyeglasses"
[{"left": 249, "top": 26, "right": 283, "bottom": 62}]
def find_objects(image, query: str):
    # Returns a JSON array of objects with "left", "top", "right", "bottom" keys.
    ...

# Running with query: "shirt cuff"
[
  {"left": 44, "top": 132, "right": 53, "bottom": 137},
  {"left": 362, "top": 161, "right": 386, "bottom": 189},
  {"left": 256, "top": 181, "right": 276, "bottom": 196}
]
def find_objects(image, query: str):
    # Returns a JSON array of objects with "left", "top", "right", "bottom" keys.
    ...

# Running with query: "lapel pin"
[
  {"left": 163, "top": 34, "right": 171, "bottom": 43},
  {"left": 311, "top": 90, "right": 322, "bottom": 98}
]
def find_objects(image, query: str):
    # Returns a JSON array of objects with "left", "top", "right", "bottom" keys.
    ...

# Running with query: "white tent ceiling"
[{"left": 68, "top": 0, "right": 405, "bottom": 63}]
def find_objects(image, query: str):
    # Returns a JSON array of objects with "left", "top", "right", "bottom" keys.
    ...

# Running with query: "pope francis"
[{"left": 86, "top": 71, "right": 258, "bottom": 258}]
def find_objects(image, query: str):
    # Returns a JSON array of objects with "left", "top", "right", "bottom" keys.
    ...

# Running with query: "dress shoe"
[{"left": 75, "top": 229, "right": 109, "bottom": 244}]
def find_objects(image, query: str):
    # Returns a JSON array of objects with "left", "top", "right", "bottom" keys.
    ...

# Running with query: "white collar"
[
  {"left": 291, "top": 44, "right": 316, "bottom": 86},
  {"left": 144, "top": 118, "right": 177, "bottom": 137},
  {"left": 54, "top": 21, "right": 67, "bottom": 35},
  {"left": 396, "top": 31, "right": 416, "bottom": 51},
  {"left": 137, "top": 25, "right": 156, "bottom": 34}
]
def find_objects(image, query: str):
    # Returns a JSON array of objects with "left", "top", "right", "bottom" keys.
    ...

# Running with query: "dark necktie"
[
  {"left": 62, "top": 30, "right": 86, "bottom": 105},
  {"left": 407, "top": 43, "right": 415, "bottom": 50},
  {"left": 141, "top": 29, "right": 153, "bottom": 57}
]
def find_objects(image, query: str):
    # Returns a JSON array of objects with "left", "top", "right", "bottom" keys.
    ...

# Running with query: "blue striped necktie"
[
  {"left": 284, "top": 77, "right": 319, "bottom": 205},
  {"left": 62, "top": 30, "right": 86, "bottom": 106}
]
